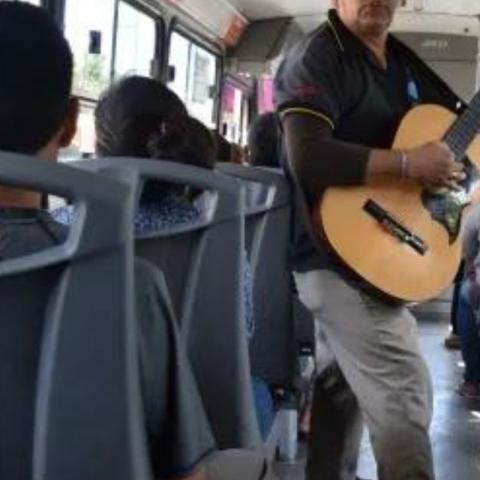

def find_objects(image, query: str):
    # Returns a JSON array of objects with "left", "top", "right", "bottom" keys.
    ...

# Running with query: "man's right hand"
[{"left": 405, "top": 142, "right": 465, "bottom": 189}]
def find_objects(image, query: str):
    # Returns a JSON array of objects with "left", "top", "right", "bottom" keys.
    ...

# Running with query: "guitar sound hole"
[{"left": 421, "top": 157, "right": 478, "bottom": 244}]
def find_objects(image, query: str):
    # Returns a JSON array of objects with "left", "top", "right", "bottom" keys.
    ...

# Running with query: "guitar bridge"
[{"left": 363, "top": 200, "right": 428, "bottom": 256}]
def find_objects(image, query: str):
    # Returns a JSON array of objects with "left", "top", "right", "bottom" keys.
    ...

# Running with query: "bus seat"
[
  {"left": 217, "top": 164, "right": 296, "bottom": 388},
  {"left": 0, "top": 152, "right": 151, "bottom": 480},
  {"left": 217, "top": 164, "right": 299, "bottom": 461},
  {"left": 72, "top": 158, "right": 262, "bottom": 451}
]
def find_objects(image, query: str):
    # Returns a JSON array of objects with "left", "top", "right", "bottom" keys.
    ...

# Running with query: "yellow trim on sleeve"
[{"left": 281, "top": 107, "right": 335, "bottom": 130}]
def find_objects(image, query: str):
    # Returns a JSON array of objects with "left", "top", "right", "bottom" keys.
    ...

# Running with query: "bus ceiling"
[
  {"left": 220, "top": 0, "right": 480, "bottom": 78},
  {"left": 228, "top": 0, "right": 480, "bottom": 19},
  {"left": 155, "top": 1, "right": 480, "bottom": 56}
]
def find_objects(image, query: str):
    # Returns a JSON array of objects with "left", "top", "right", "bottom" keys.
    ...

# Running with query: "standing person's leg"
[
  {"left": 295, "top": 270, "right": 434, "bottom": 480},
  {"left": 457, "top": 293, "right": 480, "bottom": 398},
  {"left": 303, "top": 309, "right": 364, "bottom": 480},
  {"left": 445, "top": 280, "right": 462, "bottom": 349},
  {"left": 450, "top": 281, "right": 461, "bottom": 336},
  {"left": 445, "top": 263, "right": 464, "bottom": 349},
  {"left": 307, "top": 363, "right": 364, "bottom": 480}
]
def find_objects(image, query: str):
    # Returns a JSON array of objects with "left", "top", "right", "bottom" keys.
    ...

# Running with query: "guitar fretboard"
[{"left": 444, "top": 91, "right": 480, "bottom": 160}]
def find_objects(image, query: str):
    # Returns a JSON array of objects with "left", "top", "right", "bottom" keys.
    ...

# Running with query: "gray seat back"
[
  {"left": 218, "top": 164, "right": 296, "bottom": 387},
  {"left": 73, "top": 158, "right": 261, "bottom": 450},
  {"left": 0, "top": 152, "right": 150, "bottom": 480}
]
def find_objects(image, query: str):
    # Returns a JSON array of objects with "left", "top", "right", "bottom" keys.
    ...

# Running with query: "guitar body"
[{"left": 319, "top": 104, "right": 480, "bottom": 302}]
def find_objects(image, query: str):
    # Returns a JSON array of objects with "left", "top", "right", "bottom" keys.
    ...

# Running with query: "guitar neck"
[{"left": 444, "top": 91, "right": 480, "bottom": 160}]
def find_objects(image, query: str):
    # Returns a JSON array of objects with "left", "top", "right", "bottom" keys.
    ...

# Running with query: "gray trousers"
[{"left": 295, "top": 270, "right": 435, "bottom": 480}]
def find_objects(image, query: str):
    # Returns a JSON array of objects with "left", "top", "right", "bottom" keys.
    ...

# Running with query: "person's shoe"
[
  {"left": 458, "top": 381, "right": 480, "bottom": 400},
  {"left": 444, "top": 333, "right": 461, "bottom": 350}
]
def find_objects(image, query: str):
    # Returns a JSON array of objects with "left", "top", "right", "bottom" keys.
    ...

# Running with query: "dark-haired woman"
[{"left": 94, "top": 76, "right": 215, "bottom": 233}]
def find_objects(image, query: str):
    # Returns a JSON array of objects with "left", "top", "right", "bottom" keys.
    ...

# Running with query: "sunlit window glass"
[
  {"left": 114, "top": 1, "right": 156, "bottom": 79},
  {"left": 64, "top": 0, "right": 115, "bottom": 99},
  {"left": 168, "top": 32, "right": 219, "bottom": 128}
]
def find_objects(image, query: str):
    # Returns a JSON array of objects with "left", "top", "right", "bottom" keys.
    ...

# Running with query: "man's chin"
[{"left": 360, "top": 18, "right": 391, "bottom": 36}]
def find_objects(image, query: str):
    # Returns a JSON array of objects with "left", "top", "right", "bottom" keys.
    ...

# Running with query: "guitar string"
[
  {"left": 445, "top": 93, "right": 480, "bottom": 157},
  {"left": 445, "top": 105, "right": 480, "bottom": 160}
]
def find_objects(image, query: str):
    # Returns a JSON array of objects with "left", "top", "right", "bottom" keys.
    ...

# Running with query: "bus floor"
[{"left": 274, "top": 316, "right": 480, "bottom": 480}]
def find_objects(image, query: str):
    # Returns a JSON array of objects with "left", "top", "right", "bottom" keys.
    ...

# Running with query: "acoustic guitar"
[{"left": 318, "top": 96, "right": 480, "bottom": 303}]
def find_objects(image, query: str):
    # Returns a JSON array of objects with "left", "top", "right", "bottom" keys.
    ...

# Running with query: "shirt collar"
[{"left": 328, "top": 9, "right": 399, "bottom": 71}]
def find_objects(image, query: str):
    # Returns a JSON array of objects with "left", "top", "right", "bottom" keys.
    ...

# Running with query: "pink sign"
[
  {"left": 258, "top": 76, "right": 274, "bottom": 113},
  {"left": 222, "top": 83, "right": 236, "bottom": 114}
]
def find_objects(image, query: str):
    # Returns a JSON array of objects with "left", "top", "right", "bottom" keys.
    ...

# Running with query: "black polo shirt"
[{"left": 275, "top": 9, "right": 463, "bottom": 275}]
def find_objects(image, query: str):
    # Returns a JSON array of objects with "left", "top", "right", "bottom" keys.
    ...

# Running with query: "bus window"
[
  {"left": 64, "top": 0, "right": 115, "bottom": 99},
  {"left": 221, "top": 80, "right": 251, "bottom": 146},
  {"left": 61, "top": 99, "right": 96, "bottom": 161},
  {"left": 168, "top": 33, "right": 189, "bottom": 109},
  {"left": 168, "top": 31, "right": 219, "bottom": 128},
  {"left": 114, "top": 1, "right": 157, "bottom": 79}
]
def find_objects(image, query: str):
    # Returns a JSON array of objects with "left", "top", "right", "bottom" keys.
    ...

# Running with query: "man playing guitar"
[{"left": 275, "top": 1, "right": 467, "bottom": 479}]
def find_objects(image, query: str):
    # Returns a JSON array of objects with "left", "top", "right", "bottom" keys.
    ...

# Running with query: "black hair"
[
  {"left": 95, "top": 76, "right": 215, "bottom": 202},
  {"left": 0, "top": 2, "right": 73, "bottom": 154},
  {"left": 95, "top": 76, "right": 188, "bottom": 157},
  {"left": 248, "top": 112, "right": 280, "bottom": 168},
  {"left": 148, "top": 115, "right": 215, "bottom": 169},
  {"left": 142, "top": 115, "right": 215, "bottom": 202}
]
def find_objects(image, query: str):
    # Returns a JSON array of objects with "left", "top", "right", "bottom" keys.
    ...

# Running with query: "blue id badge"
[{"left": 407, "top": 78, "right": 420, "bottom": 104}]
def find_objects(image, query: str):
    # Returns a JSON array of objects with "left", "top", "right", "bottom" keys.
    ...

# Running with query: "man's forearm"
[
  {"left": 366, "top": 149, "right": 403, "bottom": 181},
  {"left": 282, "top": 113, "right": 402, "bottom": 197}
]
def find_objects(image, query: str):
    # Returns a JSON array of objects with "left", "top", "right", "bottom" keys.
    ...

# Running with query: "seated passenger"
[
  {"left": 247, "top": 112, "right": 280, "bottom": 168},
  {"left": 55, "top": 77, "right": 255, "bottom": 339},
  {"left": 95, "top": 76, "right": 215, "bottom": 233},
  {"left": 0, "top": 2, "right": 76, "bottom": 256},
  {"left": 456, "top": 207, "right": 480, "bottom": 400},
  {"left": 95, "top": 77, "right": 259, "bottom": 436},
  {"left": 0, "top": 4, "right": 215, "bottom": 479},
  {"left": 95, "top": 77, "right": 255, "bottom": 337}
]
